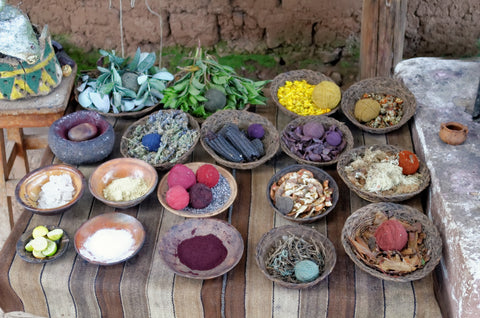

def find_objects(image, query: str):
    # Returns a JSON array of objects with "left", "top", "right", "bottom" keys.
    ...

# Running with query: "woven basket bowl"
[
  {"left": 270, "top": 69, "right": 340, "bottom": 118},
  {"left": 266, "top": 164, "right": 339, "bottom": 223},
  {"left": 75, "top": 70, "right": 161, "bottom": 119},
  {"left": 120, "top": 109, "right": 200, "bottom": 170},
  {"left": 170, "top": 71, "right": 250, "bottom": 124},
  {"left": 200, "top": 109, "right": 279, "bottom": 170},
  {"left": 255, "top": 224, "right": 336, "bottom": 289},
  {"left": 337, "top": 144, "right": 430, "bottom": 203},
  {"left": 341, "top": 77, "right": 417, "bottom": 134},
  {"left": 341, "top": 202, "right": 442, "bottom": 282},
  {"left": 280, "top": 115, "right": 354, "bottom": 167}
]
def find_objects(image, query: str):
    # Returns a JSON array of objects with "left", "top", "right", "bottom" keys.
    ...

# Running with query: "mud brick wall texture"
[{"left": 9, "top": 0, "right": 480, "bottom": 58}]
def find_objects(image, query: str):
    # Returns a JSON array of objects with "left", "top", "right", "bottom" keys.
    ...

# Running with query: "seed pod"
[
  {"left": 204, "top": 131, "right": 244, "bottom": 162},
  {"left": 221, "top": 123, "right": 260, "bottom": 161}
]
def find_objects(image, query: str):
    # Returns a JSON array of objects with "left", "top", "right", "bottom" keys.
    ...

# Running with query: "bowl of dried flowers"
[
  {"left": 89, "top": 158, "right": 158, "bottom": 209},
  {"left": 15, "top": 164, "right": 86, "bottom": 215},
  {"left": 280, "top": 115, "right": 354, "bottom": 166},
  {"left": 341, "top": 202, "right": 442, "bottom": 282},
  {"left": 270, "top": 69, "right": 341, "bottom": 118},
  {"left": 120, "top": 109, "right": 200, "bottom": 170},
  {"left": 74, "top": 212, "right": 146, "bottom": 265},
  {"left": 337, "top": 144, "right": 430, "bottom": 202},
  {"left": 157, "top": 162, "right": 237, "bottom": 218},
  {"left": 255, "top": 224, "right": 336, "bottom": 289},
  {"left": 340, "top": 77, "right": 416, "bottom": 134},
  {"left": 267, "top": 165, "right": 339, "bottom": 223},
  {"left": 159, "top": 218, "right": 244, "bottom": 279}
]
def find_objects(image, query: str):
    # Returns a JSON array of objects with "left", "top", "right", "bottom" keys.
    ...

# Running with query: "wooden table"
[
  {"left": 0, "top": 66, "right": 76, "bottom": 234},
  {"left": 0, "top": 100, "right": 443, "bottom": 318}
]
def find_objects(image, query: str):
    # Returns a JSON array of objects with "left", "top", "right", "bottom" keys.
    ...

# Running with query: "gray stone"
[
  {"left": 395, "top": 57, "right": 480, "bottom": 318},
  {"left": 48, "top": 110, "right": 115, "bottom": 165}
]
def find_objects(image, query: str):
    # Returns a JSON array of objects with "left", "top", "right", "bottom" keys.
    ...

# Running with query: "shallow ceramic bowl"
[
  {"left": 341, "top": 202, "right": 442, "bottom": 282},
  {"left": 48, "top": 110, "right": 115, "bottom": 165},
  {"left": 74, "top": 212, "right": 146, "bottom": 265},
  {"left": 266, "top": 164, "right": 339, "bottom": 223},
  {"left": 157, "top": 162, "right": 237, "bottom": 218},
  {"left": 270, "top": 69, "right": 340, "bottom": 118},
  {"left": 255, "top": 224, "right": 336, "bottom": 289},
  {"left": 89, "top": 158, "right": 158, "bottom": 209},
  {"left": 15, "top": 164, "right": 86, "bottom": 215},
  {"left": 16, "top": 225, "right": 70, "bottom": 263},
  {"left": 200, "top": 109, "right": 280, "bottom": 170},
  {"left": 280, "top": 115, "right": 354, "bottom": 167},
  {"left": 159, "top": 218, "right": 244, "bottom": 279}
]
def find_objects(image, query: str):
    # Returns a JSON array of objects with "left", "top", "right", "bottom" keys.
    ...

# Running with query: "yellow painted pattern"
[{"left": 0, "top": 50, "right": 55, "bottom": 78}]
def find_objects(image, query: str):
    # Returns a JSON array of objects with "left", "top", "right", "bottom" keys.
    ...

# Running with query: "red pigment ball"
[
  {"left": 196, "top": 164, "right": 220, "bottom": 188},
  {"left": 189, "top": 183, "right": 213, "bottom": 209},
  {"left": 165, "top": 185, "right": 190, "bottom": 210},
  {"left": 374, "top": 219, "right": 408, "bottom": 251},
  {"left": 177, "top": 234, "right": 228, "bottom": 271},
  {"left": 167, "top": 164, "right": 196, "bottom": 190}
]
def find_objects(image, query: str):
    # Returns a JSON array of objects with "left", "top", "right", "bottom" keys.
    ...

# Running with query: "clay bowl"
[
  {"left": 200, "top": 109, "right": 280, "bottom": 170},
  {"left": 255, "top": 224, "right": 336, "bottom": 289},
  {"left": 48, "top": 110, "right": 115, "bottom": 165},
  {"left": 280, "top": 115, "right": 354, "bottom": 167},
  {"left": 439, "top": 121, "right": 468, "bottom": 145},
  {"left": 16, "top": 225, "right": 70, "bottom": 264},
  {"left": 74, "top": 212, "right": 146, "bottom": 265},
  {"left": 159, "top": 218, "right": 244, "bottom": 279},
  {"left": 266, "top": 164, "right": 339, "bottom": 223},
  {"left": 270, "top": 69, "right": 340, "bottom": 118},
  {"left": 340, "top": 77, "right": 417, "bottom": 134},
  {"left": 15, "top": 164, "right": 86, "bottom": 215},
  {"left": 120, "top": 109, "right": 200, "bottom": 170},
  {"left": 341, "top": 202, "right": 442, "bottom": 282},
  {"left": 157, "top": 162, "right": 237, "bottom": 218},
  {"left": 89, "top": 158, "right": 158, "bottom": 209}
]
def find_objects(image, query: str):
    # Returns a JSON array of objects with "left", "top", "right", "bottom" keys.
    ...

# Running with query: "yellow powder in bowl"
[{"left": 103, "top": 176, "right": 149, "bottom": 201}]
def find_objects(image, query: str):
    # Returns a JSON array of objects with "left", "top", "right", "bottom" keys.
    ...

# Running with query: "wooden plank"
[
  {"left": 377, "top": 0, "right": 396, "bottom": 76},
  {"left": 224, "top": 169, "right": 250, "bottom": 318},
  {"left": 360, "top": 0, "right": 380, "bottom": 79}
]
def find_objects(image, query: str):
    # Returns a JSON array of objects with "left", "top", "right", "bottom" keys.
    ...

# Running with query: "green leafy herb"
[{"left": 161, "top": 47, "right": 270, "bottom": 118}]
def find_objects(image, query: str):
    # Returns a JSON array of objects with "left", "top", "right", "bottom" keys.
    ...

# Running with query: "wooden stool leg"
[
  {"left": 7, "top": 128, "right": 30, "bottom": 175},
  {"left": 0, "top": 129, "right": 14, "bottom": 235}
]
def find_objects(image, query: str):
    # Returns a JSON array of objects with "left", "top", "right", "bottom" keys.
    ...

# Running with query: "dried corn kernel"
[{"left": 277, "top": 80, "right": 331, "bottom": 116}]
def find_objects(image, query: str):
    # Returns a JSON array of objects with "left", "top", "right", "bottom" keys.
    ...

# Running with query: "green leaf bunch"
[
  {"left": 161, "top": 47, "right": 270, "bottom": 119},
  {"left": 77, "top": 48, "right": 174, "bottom": 114}
]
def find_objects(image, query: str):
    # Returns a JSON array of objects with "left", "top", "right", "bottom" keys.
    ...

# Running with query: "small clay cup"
[{"left": 439, "top": 122, "right": 468, "bottom": 145}]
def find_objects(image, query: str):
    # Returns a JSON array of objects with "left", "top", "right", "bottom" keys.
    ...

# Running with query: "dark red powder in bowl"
[{"left": 177, "top": 234, "right": 228, "bottom": 271}]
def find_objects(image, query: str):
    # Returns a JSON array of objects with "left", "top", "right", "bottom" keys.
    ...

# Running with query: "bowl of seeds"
[
  {"left": 341, "top": 77, "right": 417, "bottom": 134},
  {"left": 120, "top": 109, "right": 200, "bottom": 170},
  {"left": 157, "top": 162, "right": 237, "bottom": 218},
  {"left": 255, "top": 224, "right": 336, "bottom": 289}
]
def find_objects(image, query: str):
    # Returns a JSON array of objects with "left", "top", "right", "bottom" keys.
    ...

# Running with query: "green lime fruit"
[
  {"left": 42, "top": 240, "right": 58, "bottom": 257},
  {"left": 30, "top": 236, "right": 48, "bottom": 251},
  {"left": 25, "top": 240, "right": 34, "bottom": 252},
  {"left": 47, "top": 229, "right": 64, "bottom": 241},
  {"left": 32, "top": 249, "right": 46, "bottom": 259},
  {"left": 32, "top": 225, "right": 49, "bottom": 239}
]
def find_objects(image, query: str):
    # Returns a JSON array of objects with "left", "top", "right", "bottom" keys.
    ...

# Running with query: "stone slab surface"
[{"left": 395, "top": 57, "right": 480, "bottom": 318}]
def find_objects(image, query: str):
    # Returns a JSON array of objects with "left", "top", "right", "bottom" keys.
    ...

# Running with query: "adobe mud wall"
[{"left": 9, "top": 0, "right": 480, "bottom": 60}]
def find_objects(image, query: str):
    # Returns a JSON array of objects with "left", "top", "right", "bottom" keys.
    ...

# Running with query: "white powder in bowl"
[
  {"left": 37, "top": 174, "right": 75, "bottom": 209},
  {"left": 80, "top": 228, "right": 136, "bottom": 263}
]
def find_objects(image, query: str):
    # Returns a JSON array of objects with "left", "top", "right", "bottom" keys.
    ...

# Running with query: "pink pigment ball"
[
  {"left": 165, "top": 185, "right": 190, "bottom": 210},
  {"left": 167, "top": 164, "right": 196, "bottom": 190}
]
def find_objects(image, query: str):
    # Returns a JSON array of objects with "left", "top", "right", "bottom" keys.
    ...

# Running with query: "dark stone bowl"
[{"left": 48, "top": 110, "right": 115, "bottom": 165}]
